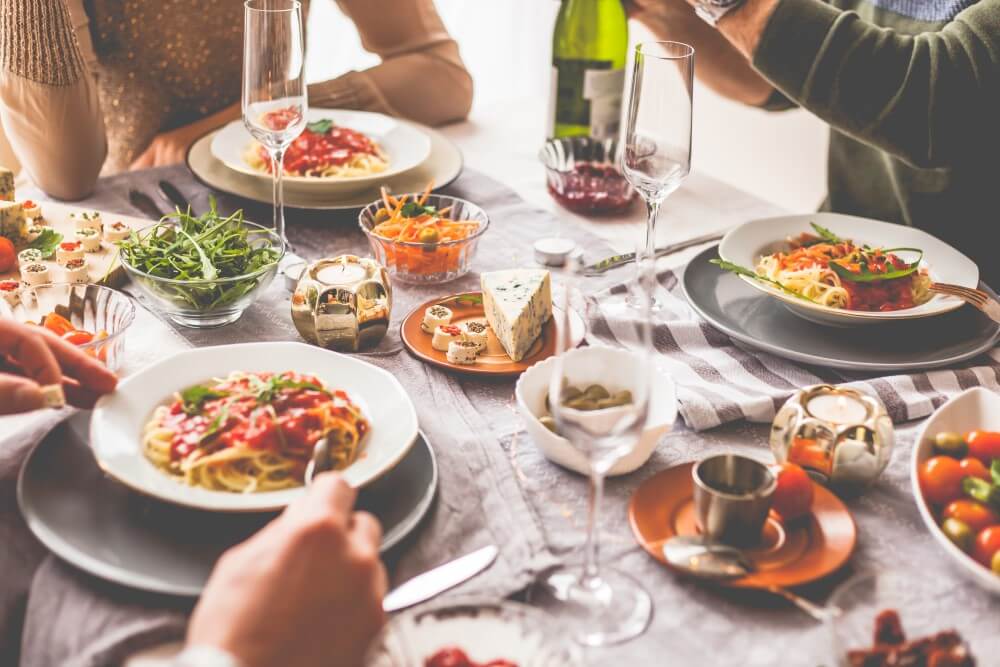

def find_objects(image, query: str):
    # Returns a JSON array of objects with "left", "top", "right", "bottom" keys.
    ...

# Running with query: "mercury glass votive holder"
[{"left": 770, "top": 384, "right": 894, "bottom": 494}]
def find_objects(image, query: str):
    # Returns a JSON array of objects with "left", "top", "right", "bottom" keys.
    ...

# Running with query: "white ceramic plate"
[
  {"left": 210, "top": 109, "right": 432, "bottom": 195},
  {"left": 718, "top": 213, "right": 979, "bottom": 327},
  {"left": 90, "top": 342, "right": 419, "bottom": 512},
  {"left": 911, "top": 387, "right": 1000, "bottom": 596},
  {"left": 515, "top": 347, "right": 676, "bottom": 476}
]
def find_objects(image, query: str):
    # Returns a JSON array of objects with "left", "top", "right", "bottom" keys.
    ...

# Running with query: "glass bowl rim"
[
  {"left": 119, "top": 219, "right": 285, "bottom": 286},
  {"left": 13, "top": 282, "right": 137, "bottom": 351},
  {"left": 358, "top": 194, "right": 490, "bottom": 249}
]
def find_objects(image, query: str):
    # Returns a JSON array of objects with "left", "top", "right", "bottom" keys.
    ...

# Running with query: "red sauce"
[
  {"left": 424, "top": 648, "right": 518, "bottom": 667},
  {"left": 547, "top": 162, "right": 635, "bottom": 215},
  {"left": 0, "top": 280, "right": 18, "bottom": 291},
  {"left": 60, "top": 241, "right": 81, "bottom": 251},
  {"left": 842, "top": 279, "right": 918, "bottom": 312},
  {"left": 261, "top": 107, "right": 303, "bottom": 132},
  {"left": 257, "top": 123, "right": 380, "bottom": 176}
]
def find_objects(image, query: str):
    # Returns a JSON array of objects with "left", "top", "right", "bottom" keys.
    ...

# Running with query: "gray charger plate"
[
  {"left": 683, "top": 245, "right": 1000, "bottom": 372},
  {"left": 18, "top": 412, "right": 438, "bottom": 597}
]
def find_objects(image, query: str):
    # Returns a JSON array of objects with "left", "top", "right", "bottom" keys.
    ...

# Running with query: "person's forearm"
[
  {"left": 0, "top": 0, "right": 106, "bottom": 199},
  {"left": 632, "top": 6, "right": 774, "bottom": 106},
  {"left": 715, "top": 0, "right": 1000, "bottom": 168}
]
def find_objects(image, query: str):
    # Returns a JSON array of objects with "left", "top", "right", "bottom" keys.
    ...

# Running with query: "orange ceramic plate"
[
  {"left": 628, "top": 462, "right": 856, "bottom": 588},
  {"left": 400, "top": 292, "right": 585, "bottom": 377}
]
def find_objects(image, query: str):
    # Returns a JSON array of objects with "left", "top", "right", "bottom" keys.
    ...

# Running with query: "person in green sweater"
[{"left": 627, "top": 0, "right": 1000, "bottom": 286}]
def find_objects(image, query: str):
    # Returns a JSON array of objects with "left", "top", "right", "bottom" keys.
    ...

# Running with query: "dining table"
[{"left": 2, "top": 101, "right": 999, "bottom": 667}]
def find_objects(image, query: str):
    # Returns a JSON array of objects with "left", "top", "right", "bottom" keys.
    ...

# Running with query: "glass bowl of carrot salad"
[{"left": 359, "top": 187, "right": 489, "bottom": 285}]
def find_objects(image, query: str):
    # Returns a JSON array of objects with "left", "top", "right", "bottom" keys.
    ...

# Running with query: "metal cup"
[{"left": 692, "top": 454, "right": 777, "bottom": 547}]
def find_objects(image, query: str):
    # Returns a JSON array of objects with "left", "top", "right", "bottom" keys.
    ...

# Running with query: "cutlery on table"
[
  {"left": 581, "top": 231, "right": 725, "bottom": 276},
  {"left": 158, "top": 180, "right": 195, "bottom": 214},
  {"left": 929, "top": 283, "right": 1000, "bottom": 324},
  {"left": 661, "top": 535, "right": 836, "bottom": 622},
  {"left": 128, "top": 189, "right": 166, "bottom": 220},
  {"left": 382, "top": 545, "right": 500, "bottom": 613}
]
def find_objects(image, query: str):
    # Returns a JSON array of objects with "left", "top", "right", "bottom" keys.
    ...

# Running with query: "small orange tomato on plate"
[
  {"left": 965, "top": 430, "right": 1000, "bottom": 465},
  {"left": 958, "top": 457, "right": 991, "bottom": 482},
  {"left": 772, "top": 462, "right": 814, "bottom": 521},
  {"left": 972, "top": 525, "right": 1000, "bottom": 567},
  {"left": 918, "top": 456, "right": 966, "bottom": 505},
  {"left": 943, "top": 499, "right": 999, "bottom": 533},
  {"left": 0, "top": 237, "right": 14, "bottom": 273}
]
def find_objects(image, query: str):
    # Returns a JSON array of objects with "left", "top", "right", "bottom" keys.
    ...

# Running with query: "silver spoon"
[
  {"left": 305, "top": 436, "right": 331, "bottom": 485},
  {"left": 662, "top": 535, "right": 838, "bottom": 622}
]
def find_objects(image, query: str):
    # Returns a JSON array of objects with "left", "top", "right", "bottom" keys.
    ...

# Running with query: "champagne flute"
[
  {"left": 621, "top": 41, "right": 694, "bottom": 310},
  {"left": 242, "top": 0, "right": 307, "bottom": 269},
  {"left": 528, "top": 252, "right": 655, "bottom": 647}
]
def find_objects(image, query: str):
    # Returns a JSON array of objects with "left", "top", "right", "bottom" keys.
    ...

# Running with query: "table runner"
[{"left": 591, "top": 268, "right": 1000, "bottom": 431}]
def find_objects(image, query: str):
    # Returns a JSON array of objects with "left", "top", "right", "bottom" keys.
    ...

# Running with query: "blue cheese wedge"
[
  {"left": 0, "top": 167, "right": 13, "bottom": 201},
  {"left": 480, "top": 269, "right": 552, "bottom": 362},
  {"left": 0, "top": 201, "right": 26, "bottom": 244}
]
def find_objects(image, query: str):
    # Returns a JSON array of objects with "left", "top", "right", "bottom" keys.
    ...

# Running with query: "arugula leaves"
[
  {"left": 246, "top": 373, "right": 328, "bottom": 404},
  {"left": 399, "top": 202, "right": 438, "bottom": 218},
  {"left": 829, "top": 248, "right": 923, "bottom": 283},
  {"left": 710, "top": 258, "right": 818, "bottom": 303},
  {"left": 809, "top": 222, "right": 844, "bottom": 245},
  {"left": 27, "top": 228, "right": 64, "bottom": 258},
  {"left": 180, "top": 385, "right": 231, "bottom": 415},
  {"left": 306, "top": 119, "right": 334, "bottom": 135}
]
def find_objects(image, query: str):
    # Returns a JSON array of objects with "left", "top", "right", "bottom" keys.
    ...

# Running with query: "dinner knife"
[
  {"left": 382, "top": 545, "right": 499, "bottom": 613},
  {"left": 128, "top": 188, "right": 166, "bottom": 220},
  {"left": 158, "top": 180, "right": 195, "bottom": 214},
  {"left": 581, "top": 231, "right": 726, "bottom": 276}
]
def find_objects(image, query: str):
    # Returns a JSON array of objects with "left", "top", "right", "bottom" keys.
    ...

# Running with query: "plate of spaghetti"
[
  {"left": 210, "top": 109, "right": 432, "bottom": 194},
  {"left": 716, "top": 213, "right": 979, "bottom": 326},
  {"left": 90, "top": 342, "right": 419, "bottom": 512}
]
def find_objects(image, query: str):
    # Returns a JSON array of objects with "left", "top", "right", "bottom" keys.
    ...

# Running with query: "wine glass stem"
[
  {"left": 643, "top": 198, "right": 660, "bottom": 261},
  {"left": 271, "top": 147, "right": 287, "bottom": 246},
  {"left": 581, "top": 465, "right": 606, "bottom": 588}
]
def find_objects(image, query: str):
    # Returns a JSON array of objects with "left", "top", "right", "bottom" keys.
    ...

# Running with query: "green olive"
[
  {"left": 418, "top": 227, "right": 440, "bottom": 244},
  {"left": 992, "top": 551, "right": 1000, "bottom": 576},
  {"left": 614, "top": 390, "right": 633, "bottom": 404},
  {"left": 539, "top": 416, "right": 557, "bottom": 433},
  {"left": 933, "top": 432, "right": 968, "bottom": 458},
  {"left": 941, "top": 517, "right": 974, "bottom": 552},
  {"left": 583, "top": 384, "right": 610, "bottom": 400},
  {"left": 565, "top": 397, "right": 599, "bottom": 410},
  {"left": 562, "top": 386, "right": 583, "bottom": 402},
  {"left": 373, "top": 208, "right": 391, "bottom": 224}
]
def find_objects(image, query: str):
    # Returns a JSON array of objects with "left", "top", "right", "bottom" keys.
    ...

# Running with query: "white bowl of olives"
[{"left": 515, "top": 347, "right": 677, "bottom": 476}]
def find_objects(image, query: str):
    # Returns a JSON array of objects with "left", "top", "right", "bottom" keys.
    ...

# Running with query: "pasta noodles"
[
  {"left": 245, "top": 116, "right": 388, "bottom": 179},
  {"left": 142, "top": 371, "right": 368, "bottom": 493}
]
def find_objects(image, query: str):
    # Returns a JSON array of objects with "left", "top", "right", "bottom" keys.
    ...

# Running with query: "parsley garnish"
[
  {"left": 306, "top": 119, "right": 334, "bottom": 134},
  {"left": 180, "top": 385, "right": 230, "bottom": 415},
  {"left": 399, "top": 202, "right": 437, "bottom": 218}
]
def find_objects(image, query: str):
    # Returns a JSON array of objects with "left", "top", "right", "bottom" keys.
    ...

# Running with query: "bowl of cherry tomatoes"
[
  {"left": 3, "top": 283, "right": 135, "bottom": 372},
  {"left": 912, "top": 387, "right": 1000, "bottom": 595}
]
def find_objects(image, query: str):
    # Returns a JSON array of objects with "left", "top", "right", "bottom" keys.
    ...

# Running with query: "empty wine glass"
[
  {"left": 528, "top": 252, "right": 655, "bottom": 647},
  {"left": 242, "top": 0, "right": 307, "bottom": 269},
  {"left": 621, "top": 41, "right": 694, "bottom": 310}
]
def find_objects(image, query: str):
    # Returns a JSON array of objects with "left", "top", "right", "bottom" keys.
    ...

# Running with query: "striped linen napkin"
[{"left": 588, "top": 268, "right": 1000, "bottom": 431}]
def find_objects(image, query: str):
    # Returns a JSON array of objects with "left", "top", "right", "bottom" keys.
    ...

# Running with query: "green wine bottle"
[{"left": 549, "top": 0, "right": 628, "bottom": 140}]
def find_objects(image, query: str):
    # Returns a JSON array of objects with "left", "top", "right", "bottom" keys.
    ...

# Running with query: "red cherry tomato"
[
  {"left": 62, "top": 330, "right": 95, "bottom": 346},
  {"left": 772, "top": 462, "right": 814, "bottom": 521},
  {"left": 965, "top": 430, "right": 1000, "bottom": 465},
  {"left": 943, "top": 499, "right": 999, "bottom": 533},
  {"left": 42, "top": 312, "right": 75, "bottom": 336},
  {"left": 972, "top": 525, "right": 1000, "bottom": 567},
  {"left": 959, "top": 457, "right": 991, "bottom": 482},
  {"left": 0, "top": 237, "right": 14, "bottom": 273},
  {"left": 918, "top": 456, "right": 967, "bottom": 505}
]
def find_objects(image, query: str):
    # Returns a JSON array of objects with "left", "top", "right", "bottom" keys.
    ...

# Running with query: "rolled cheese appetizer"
[
  {"left": 20, "top": 263, "right": 50, "bottom": 286},
  {"left": 73, "top": 211, "right": 102, "bottom": 232},
  {"left": 75, "top": 227, "right": 102, "bottom": 252},
  {"left": 63, "top": 258, "right": 89, "bottom": 283},
  {"left": 431, "top": 324, "right": 463, "bottom": 352},
  {"left": 21, "top": 200, "right": 42, "bottom": 220},
  {"left": 462, "top": 321, "right": 489, "bottom": 352},
  {"left": 0, "top": 280, "right": 20, "bottom": 307},
  {"left": 104, "top": 220, "right": 132, "bottom": 242},
  {"left": 421, "top": 304, "right": 453, "bottom": 333},
  {"left": 57, "top": 241, "right": 85, "bottom": 265},
  {"left": 447, "top": 340, "right": 480, "bottom": 365},
  {"left": 18, "top": 248, "right": 42, "bottom": 265},
  {"left": 24, "top": 223, "right": 44, "bottom": 243}
]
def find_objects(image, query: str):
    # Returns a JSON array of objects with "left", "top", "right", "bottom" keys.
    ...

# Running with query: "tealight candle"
[
  {"left": 806, "top": 393, "right": 868, "bottom": 424},
  {"left": 317, "top": 260, "right": 367, "bottom": 285}
]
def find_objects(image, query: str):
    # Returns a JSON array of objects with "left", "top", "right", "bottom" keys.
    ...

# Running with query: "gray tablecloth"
[{"left": 3, "top": 166, "right": 999, "bottom": 666}]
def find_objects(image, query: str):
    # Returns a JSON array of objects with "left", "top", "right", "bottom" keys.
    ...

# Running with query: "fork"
[{"left": 930, "top": 282, "right": 1000, "bottom": 324}]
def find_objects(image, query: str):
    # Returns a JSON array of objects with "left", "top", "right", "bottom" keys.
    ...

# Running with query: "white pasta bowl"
[
  {"left": 718, "top": 213, "right": 979, "bottom": 327},
  {"left": 210, "top": 108, "right": 432, "bottom": 195},
  {"left": 89, "top": 342, "right": 419, "bottom": 512},
  {"left": 515, "top": 347, "right": 677, "bottom": 477},
  {"left": 911, "top": 387, "right": 1000, "bottom": 596}
]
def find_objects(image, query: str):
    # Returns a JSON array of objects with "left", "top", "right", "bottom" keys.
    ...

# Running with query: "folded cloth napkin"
[{"left": 589, "top": 268, "right": 1000, "bottom": 431}]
